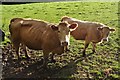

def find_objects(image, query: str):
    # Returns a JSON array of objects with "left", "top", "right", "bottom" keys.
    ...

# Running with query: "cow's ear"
[
  {"left": 97, "top": 27, "right": 103, "bottom": 31},
  {"left": 51, "top": 25, "right": 58, "bottom": 31},
  {"left": 110, "top": 28, "right": 115, "bottom": 32},
  {"left": 69, "top": 23, "right": 78, "bottom": 31},
  {"left": 61, "top": 18, "right": 64, "bottom": 22},
  {"left": 61, "top": 16, "right": 69, "bottom": 22}
]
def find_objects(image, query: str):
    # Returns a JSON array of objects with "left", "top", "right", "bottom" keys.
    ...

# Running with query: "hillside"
[{"left": 2, "top": 2, "right": 120, "bottom": 79}]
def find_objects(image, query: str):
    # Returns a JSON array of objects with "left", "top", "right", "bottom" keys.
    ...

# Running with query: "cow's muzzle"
[
  {"left": 61, "top": 42, "right": 69, "bottom": 52},
  {"left": 102, "top": 38, "right": 108, "bottom": 42},
  {"left": 61, "top": 42, "right": 68, "bottom": 46}
]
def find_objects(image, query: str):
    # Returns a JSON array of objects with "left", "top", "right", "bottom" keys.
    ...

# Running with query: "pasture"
[{"left": 1, "top": 1, "right": 120, "bottom": 79}]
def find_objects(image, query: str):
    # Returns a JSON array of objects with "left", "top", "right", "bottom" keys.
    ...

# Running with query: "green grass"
[{"left": 1, "top": 2, "right": 120, "bottom": 79}]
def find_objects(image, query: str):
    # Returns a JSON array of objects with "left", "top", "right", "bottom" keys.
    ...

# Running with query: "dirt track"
[
  {"left": 2, "top": 43, "right": 83, "bottom": 79},
  {"left": 2, "top": 43, "right": 119, "bottom": 79}
]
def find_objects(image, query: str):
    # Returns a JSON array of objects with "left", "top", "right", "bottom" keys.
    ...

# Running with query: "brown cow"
[
  {"left": 9, "top": 18, "right": 78, "bottom": 68},
  {"left": 61, "top": 16, "right": 115, "bottom": 57}
]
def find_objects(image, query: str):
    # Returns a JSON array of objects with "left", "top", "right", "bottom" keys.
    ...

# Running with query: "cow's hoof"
[
  {"left": 25, "top": 55, "right": 30, "bottom": 59},
  {"left": 26, "top": 56, "right": 30, "bottom": 60},
  {"left": 51, "top": 59, "right": 56, "bottom": 63},
  {"left": 92, "top": 50, "right": 96, "bottom": 54},
  {"left": 50, "top": 59, "right": 56, "bottom": 63},
  {"left": 82, "top": 54, "right": 86, "bottom": 57},
  {"left": 18, "top": 57, "right": 22, "bottom": 60},
  {"left": 42, "top": 65, "right": 48, "bottom": 69},
  {"left": 66, "top": 49, "right": 71, "bottom": 52},
  {"left": 82, "top": 51, "right": 86, "bottom": 57}
]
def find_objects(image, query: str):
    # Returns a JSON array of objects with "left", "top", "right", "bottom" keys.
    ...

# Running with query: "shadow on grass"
[
  {"left": 74, "top": 52, "right": 93, "bottom": 64},
  {"left": 2, "top": 44, "right": 94, "bottom": 79},
  {"left": 3, "top": 57, "right": 78, "bottom": 79}
]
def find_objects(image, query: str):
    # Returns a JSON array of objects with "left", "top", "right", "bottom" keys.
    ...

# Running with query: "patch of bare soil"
[
  {"left": 3, "top": 43, "right": 117, "bottom": 79},
  {"left": 2, "top": 43, "right": 81, "bottom": 79}
]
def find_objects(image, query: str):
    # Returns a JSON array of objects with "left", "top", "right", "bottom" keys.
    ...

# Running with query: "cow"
[
  {"left": 61, "top": 16, "right": 115, "bottom": 57},
  {"left": 0, "top": 29, "right": 5, "bottom": 41},
  {"left": 9, "top": 18, "right": 78, "bottom": 68}
]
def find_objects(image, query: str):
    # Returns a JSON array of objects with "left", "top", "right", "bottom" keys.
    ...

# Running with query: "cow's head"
[
  {"left": 51, "top": 21, "right": 78, "bottom": 46},
  {"left": 98, "top": 27, "right": 115, "bottom": 42}
]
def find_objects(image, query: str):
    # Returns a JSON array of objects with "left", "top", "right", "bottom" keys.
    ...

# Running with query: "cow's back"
[
  {"left": 20, "top": 20, "right": 49, "bottom": 50},
  {"left": 68, "top": 20, "right": 103, "bottom": 41},
  {"left": 20, "top": 21, "right": 62, "bottom": 53},
  {"left": 10, "top": 19, "right": 49, "bottom": 50},
  {"left": 70, "top": 21, "right": 92, "bottom": 40}
]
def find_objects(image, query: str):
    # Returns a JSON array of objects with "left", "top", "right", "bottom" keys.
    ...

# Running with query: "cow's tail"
[
  {"left": 9, "top": 18, "right": 22, "bottom": 28},
  {"left": 9, "top": 18, "right": 32, "bottom": 32},
  {"left": 11, "top": 18, "right": 32, "bottom": 26},
  {"left": 9, "top": 18, "right": 22, "bottom": 35},
  {"left": 9, "top": 24, "right": 12, "bottom": 35},
  {"left": 10, "top": 18, "right": 23, "bottom": 23}
]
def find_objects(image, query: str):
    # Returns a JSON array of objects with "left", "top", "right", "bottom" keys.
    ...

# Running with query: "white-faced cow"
[
  {"left": 61, "top": 16, "right": 115, "bottom": 57},
  {"left": 9, "top": 18, "right": 78, "bottom": 68}
]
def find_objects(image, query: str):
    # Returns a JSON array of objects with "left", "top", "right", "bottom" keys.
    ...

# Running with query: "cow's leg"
[
  {"left": 92, "top": 42, "right": 96, "bottom": 54},
  {"left": 50, "top": 53, "right": 56, "bottom": 63},
  {"left": 43, "top": 50, "right": 49, "bottom": 69},
  {"left": 66, "top": 46, "right": 70, "bottom": 52},
  {"left": 82, "top": 41, "right": 90, "bottom": 57},
  {"left": 13, "top": 42, "right": 20, "bottom": 59},
  {"left": 22, "top": 44, "right": 30, "bottom": 59}
]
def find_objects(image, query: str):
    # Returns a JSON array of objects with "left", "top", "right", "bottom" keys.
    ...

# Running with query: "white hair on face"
[
  {"left": 66, "top": 34, "right": 70, "bottom": 45},
  {"left": 20, "top": 20, "right": 24, "bottom": 24},
  {"left": 98, "top": 37, "right": 109, "bottom": 44},
  {"left": 60, "top": 33, "right": 70, "bottom": 46}
]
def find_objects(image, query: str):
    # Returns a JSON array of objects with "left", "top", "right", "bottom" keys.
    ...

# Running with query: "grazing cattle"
[
  {"left": 9, "top": 18, "right": 78, "bottom": 68},
  {"left": 0, "top": 29, "right": 5, "bottom": 41},
  {"left": 61, "top": 16, "right": 115, "bottom": 57}
]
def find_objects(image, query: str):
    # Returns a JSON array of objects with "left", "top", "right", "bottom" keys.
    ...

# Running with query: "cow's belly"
[
  {"left": 91, "top": 39, "right": 101, "bottom": 43},
  {"left": 25, "top": 41, "right": 42, "bottom": 50},
  {"left": 20, "top": 30, "right": 43, "bottom": 50},
  {"left": 72, "top": 35, "right": 86, "bottom": 40}
]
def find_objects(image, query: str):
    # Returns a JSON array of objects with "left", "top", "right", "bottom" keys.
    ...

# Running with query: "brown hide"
[
  {"left": 9, "top": 18, "right": 65, "bottom": 68},
  {"left": 10, "top": 18, "right": 62, "bottom": 51},
  {"left": 61, "top": 16, "right": 115, "bottom": 57},
  {"left": 61, "top": 17, "right": 104, "bottom": 43}
]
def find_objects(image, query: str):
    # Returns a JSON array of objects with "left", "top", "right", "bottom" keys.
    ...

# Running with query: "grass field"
[{"left": 1, "top": 1, "right": 120, "bottom": 79}]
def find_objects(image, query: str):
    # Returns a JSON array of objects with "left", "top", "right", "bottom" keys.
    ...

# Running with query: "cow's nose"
[
  {"left": 103, "top": 38, "right": 108, "bottom": 41},
  {"left": 62, "top": 42, "right": 68, "bottom": 46}
]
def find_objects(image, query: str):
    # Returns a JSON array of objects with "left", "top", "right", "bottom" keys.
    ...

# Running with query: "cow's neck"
[{"left": 98, "top": 31, "right": 103, "bottom": 42}]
